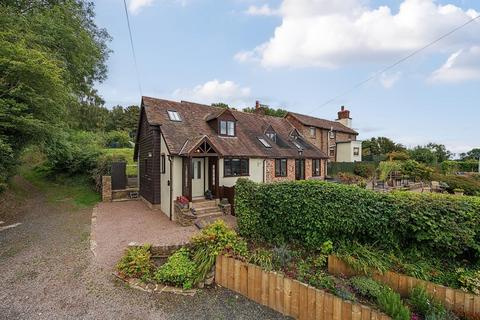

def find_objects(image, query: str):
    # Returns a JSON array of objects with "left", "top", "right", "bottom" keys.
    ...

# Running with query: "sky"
[{"left": 94, "top": 0, "right": 480, "bottom": 155}]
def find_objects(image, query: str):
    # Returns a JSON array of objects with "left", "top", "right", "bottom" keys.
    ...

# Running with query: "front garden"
[{"left": 116, "top": 179, "right": 480, "bottom": 320}]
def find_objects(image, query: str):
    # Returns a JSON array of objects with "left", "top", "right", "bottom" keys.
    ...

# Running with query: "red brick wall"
[{"left": 265, "top": 158, "right": 325, "bottom": 183}]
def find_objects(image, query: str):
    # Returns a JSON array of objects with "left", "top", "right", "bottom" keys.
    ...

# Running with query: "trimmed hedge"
[{"left": 235, "top": 179, "right": 480, "bottom": 261}]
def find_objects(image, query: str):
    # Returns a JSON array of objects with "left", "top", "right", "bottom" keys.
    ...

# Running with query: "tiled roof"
[
  {"left": 287, "top": 112, "right": 358, "bottom": 135},
  {"left": 141, "top": 96, "right": 328, "bottom": 159}
]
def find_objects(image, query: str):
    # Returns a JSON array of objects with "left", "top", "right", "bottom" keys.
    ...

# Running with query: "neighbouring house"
[
  {"left": 285, "top": 106, "right": 361, "bottom": 163},
  {"left": 133, "top": 97, "right": 329, "bottom": 219}
]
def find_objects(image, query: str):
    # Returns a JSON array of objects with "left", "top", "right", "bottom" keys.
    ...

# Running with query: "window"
[
  {"left": 312, "top": 159, "right": 321, "bottom": 176},
  {"left": 161, "top": 154, "right": 166, "bottom": 174},
  {"left": 353, "top": 147, "right": 360, "bottom": 156},
  {"left": 219, "top": 120, "right": 235, "bottom": 136},
  {"left": 329, "top": 131, "right": 336, "bottom": 139},
  {"left": 224, "top": 158, "right": 249, "bottom": 177},
  {"left": 292, "top": 140, "right": 303, "bottom": 150},
  {"left": 167, "top": 110, "right": 181, "bottom": 121},
  {"left": 258, "top": 138, "right": 272, "bottom": 148},
  {"left": 275, "top": 159, "right": 287, "bottom": 177},
  {"left": 191, "top": 160, "right": 202, "bottom": 179},
  {"left": 266, "top": 132, "right": 276, "bottom": 142},
  {"left": 329, "top": 146, "right": 336, "bottom": 157},
  {"left": 309, "top": 127, "right": 316, "bottom": 138}
]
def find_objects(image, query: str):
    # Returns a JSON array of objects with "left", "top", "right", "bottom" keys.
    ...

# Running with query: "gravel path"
[{"left": 0, "top": 177, "right": 290, "bottom": 320}]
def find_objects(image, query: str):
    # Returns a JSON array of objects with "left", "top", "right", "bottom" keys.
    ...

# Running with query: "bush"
[
  {"left": 190, "top": 220, "right": 248, "bottom": 284},
  {"left": 235, "top": 179, "right": 480, "bottom": 261},
  {"left": 432, "top": 173, "right": 480, "bottom": 196},
  {"left": 116, "top": 245, "right": 154, "bottom": 282},
  {"left": 43, "top": 130, "right": 103, "bottom": 176},
  {"left": 354, "top": 162, "right": 376, "bottom": 178},
  {"left": 249, "top": 248, "right": 274, "bottom": 271},
  {"left": 456, "top": 269, "right": 480, "bottom": 295},
  {"left": 350, "top": 276, "right": 384, "bottom": 300},
  {"left": 336, "top": 172, "right": 366, "bottom": 187},
  {"left": 154, "top": 248, "right": 196, "bottom": 289},
  {"left": 408, "top": 286, "right": 457, "bottom": 319},
  {"left": 103, "top": 131, "right": 131, "bottom": 148}
]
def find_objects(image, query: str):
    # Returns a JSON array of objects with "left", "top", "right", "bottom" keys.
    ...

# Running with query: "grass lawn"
[
  {"left": 103, "top": 148, "right": 137, "bottom": 176},
  {"left": 19, "top": 166, "right": 100, "bottom": 209}
]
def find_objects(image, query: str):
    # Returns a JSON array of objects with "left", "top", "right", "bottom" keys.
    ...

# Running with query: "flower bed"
[{"left": 328, "top": 255, "right": 480, "bottom": 319}]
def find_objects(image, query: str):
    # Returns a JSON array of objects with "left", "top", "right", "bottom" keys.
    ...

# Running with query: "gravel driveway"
[{"left": 0, "top": 177, "right": 290, "bottom": 320}]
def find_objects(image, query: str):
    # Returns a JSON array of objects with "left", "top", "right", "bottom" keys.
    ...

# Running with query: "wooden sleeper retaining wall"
[
  {"left": 328, "top": 255, "right": 480, "bottom": 318},
  {"left": 215, "top": 255, "right": 390, "bottom": 320}
]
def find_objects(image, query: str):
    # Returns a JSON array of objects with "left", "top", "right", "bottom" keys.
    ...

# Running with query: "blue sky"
[{"left": 94, "top": 0, "right": 480, "bottom": 155}]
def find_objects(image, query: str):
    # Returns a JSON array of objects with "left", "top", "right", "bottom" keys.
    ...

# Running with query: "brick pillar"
[{"left": 102, "top": 176, "right": 112, "bottom": 202}]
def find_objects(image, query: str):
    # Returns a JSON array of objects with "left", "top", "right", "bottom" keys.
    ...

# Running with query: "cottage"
[
  {"left": 133, "top": 97, "right": 330, "bottom": 219},
  {"left": 286, "top": 106, "right": 361, "bottom": 162}
]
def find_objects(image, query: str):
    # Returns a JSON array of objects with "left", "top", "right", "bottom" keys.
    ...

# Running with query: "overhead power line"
[
  {"left": 307, "top": 13, "right": 480, "bottom": 115},
  {"left": 123, "top": 0, "right": 143, "bottom": 96}
]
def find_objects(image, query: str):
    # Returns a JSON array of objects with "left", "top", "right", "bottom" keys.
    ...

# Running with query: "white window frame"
[{"left": 167, "top": 110, "right": 181, "bottom": 121}]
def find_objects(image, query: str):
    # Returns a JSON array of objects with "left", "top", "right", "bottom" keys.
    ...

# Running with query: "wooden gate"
[{"left": 111, "top": 162, "right": 127, "bottom": 190}]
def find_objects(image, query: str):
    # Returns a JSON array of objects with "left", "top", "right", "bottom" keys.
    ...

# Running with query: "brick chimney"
[
  {"left": 336, "top": 106, "right": 352, "bottom": 128},
  {"left": 254, "top": 100, "right": 266, "bottom": 115}
]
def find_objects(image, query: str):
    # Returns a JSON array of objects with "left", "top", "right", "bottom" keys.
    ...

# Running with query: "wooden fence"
[
  {"left": 215, "top": 255, "right": 390, "bottom": 320},
  {"left": 328, "top": 255, "right": 480, "bottom": 318}
]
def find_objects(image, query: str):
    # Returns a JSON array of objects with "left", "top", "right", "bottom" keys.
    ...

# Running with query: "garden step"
[
  {"left": 192, "top": 206, "right": 221, "bottom": 215},
  {"left": 194, "top": 210, "right": 223, "bottom": 219},
  {"left": 194, "top": 214, "right": 225, "bottom": 229},
  {"left": 191, "top": 199, "right": 217, "bottom": 208}
]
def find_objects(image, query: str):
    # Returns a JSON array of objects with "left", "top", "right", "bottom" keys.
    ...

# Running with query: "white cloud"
[
  {"left": 128, "top": 0, "right": 187, "bottom": 15},
  {"left": 172, "top": 80, "right": 252, "bottom": 107},
  {"left": 379, "top": 72, "right": 402, "bottom": 88},
  {"left": 245, "top": 4, "right": 279, "bottom": 16},
  {"left": 128, "top": 0, "right": 154, "bottom": 14},
  {"left": 430, "top": 46, "right": 480, "bottom": 83},
  {"left": 237, "top": 0, "right": 480, "bottom": 68}
]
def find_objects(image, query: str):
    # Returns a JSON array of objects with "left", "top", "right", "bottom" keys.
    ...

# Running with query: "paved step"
[
  {"left": 195, "top": 210, "right": 223, "bottom": 219},
  {"left": 191, "top": 199, "right": 217, "bottom": 209},
  {"left": 193, "top": 206, "right": 221, "bottom": 215}
]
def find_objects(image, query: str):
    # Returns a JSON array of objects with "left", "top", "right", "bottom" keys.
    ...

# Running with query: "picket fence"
[
  {"left": 215, "top": 255, "right": 390, "bottom": 320},
  {"left": 327, "top": 255, "right": 480, "bottom": 318}
]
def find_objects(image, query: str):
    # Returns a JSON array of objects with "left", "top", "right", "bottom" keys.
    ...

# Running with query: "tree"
[
  {"left": 409, "top": 143, "right": 452, "bottom": 165},
  {"left": 426, "top": 143, "right": 452, "bottom": 163},
  {"left": 0, "top": 1, "right": 110, "bottom": 186},
  {"left": 460, "top": 148, "right": 480, "bottom": 160},
  {"left": 243, "top": 106, "right": 288, "bottom": 118},
  {"left": 362, "top": 137, "right": 405, "bottom": 158},
  {"left": 211, "top": 102, "right": 230, "bottom": 109}
]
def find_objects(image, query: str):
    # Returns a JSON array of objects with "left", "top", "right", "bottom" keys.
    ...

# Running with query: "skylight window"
[
  {"left": 258, "top": 138, "right": 272, "bottom": 148},
  {"left": 292, "top": 140, "right": 303, "bottom": 150},
  {"left": 167, "top": 110, "right": 181, "bottom": 121}
]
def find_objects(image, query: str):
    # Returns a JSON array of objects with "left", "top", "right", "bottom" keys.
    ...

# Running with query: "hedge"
[{"left": 235, "top": 179, "right": 480, "bottom": 261}]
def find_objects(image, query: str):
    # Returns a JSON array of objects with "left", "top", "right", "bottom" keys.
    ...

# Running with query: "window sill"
[{"left": 224, "top": 175, "right": 250, "bottom": 178}]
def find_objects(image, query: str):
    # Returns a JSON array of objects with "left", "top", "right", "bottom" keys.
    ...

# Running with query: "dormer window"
[
  {"left": 266, "top": 132, "right": 276, "bottom": 142},
  {"left": 167, "top": 110, "right": 181, "bottom": 121},
  {"left": 220, "top": 120, "right": 235, "bottom": 136}
]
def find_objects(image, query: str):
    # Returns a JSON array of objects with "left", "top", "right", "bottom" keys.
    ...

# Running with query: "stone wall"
[{"left": 102, "top": 176, "right": 112, "bottom": 202}]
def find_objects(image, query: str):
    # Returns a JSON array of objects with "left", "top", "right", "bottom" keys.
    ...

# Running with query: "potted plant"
[
  {"left": 453, "top": 188, "right": 464, "bottom": 196},
  {"left": 176, "top": 196, "right": 189, "bottom": 209}
]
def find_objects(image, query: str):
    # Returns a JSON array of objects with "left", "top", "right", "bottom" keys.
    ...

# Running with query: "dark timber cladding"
[{"left": 136, "top": 107, "right": 161, "bottom": 204}]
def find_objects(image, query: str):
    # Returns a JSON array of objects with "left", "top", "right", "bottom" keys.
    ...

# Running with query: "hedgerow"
[{"left": 235, "top": 179, "right": 480, "bottom": 261}]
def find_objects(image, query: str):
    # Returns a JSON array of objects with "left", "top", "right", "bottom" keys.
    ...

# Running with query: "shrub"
[
  {"left": 408, "top": 286, "right": 458, "bottom": 320},
  {"left": 377, "top": 289, "right": 410, "bottom": 320},
  {"left": 456, "top": 269, "right": 480, "bottom": 295},
  {"left": 154, "top": 248, "right": 196, "bottom": 289},
  {"left": 336, "top": 172, "right": 366, "bottom": 187},
  {"left": 249, "top": 248, "right": 274, "bottom": 271},
  {"left": 235, "top": 179, "right": 480, "bottom": 261},
  {"left": 336, "top": 242, "right": 390, "bottom": 275},
  {"left": 350, "top": 276, "right": 384, "bottom": 300},
  {"left": 190, "top": 220, "right": 248, "bottom": 284},
  {"left": 432, "top": 173, "right": 480, "bottom": 196},
  {"left": 116, "top": 245, "right": 154, "bottom": 282},
  {"left": 272, "top": 244, "right": 293, "bottom": 270},
  {"left": 354, "top": 163, "right": 376, "bottom": 178},
  {"left": 103, "top": 131, "right": 131, "bottom": 148}
]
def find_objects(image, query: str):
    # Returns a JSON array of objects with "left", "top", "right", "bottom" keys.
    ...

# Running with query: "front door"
[
  {"left": 295, "top": 159, "right": 305, "bottom": 180},
  {"left": 191, "top": 158, "right": 205, "bottom": 197}
]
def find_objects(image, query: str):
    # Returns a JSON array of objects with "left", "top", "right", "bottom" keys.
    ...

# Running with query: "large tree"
[
  {"left": 0, "top": 0, "right": 110, "bottom": 185},
  {"left": 362, "top": 137, "right": 405, "bottom": 158},
  {"left": 460, "top": 148, "right": 480, "bottom": 161}
]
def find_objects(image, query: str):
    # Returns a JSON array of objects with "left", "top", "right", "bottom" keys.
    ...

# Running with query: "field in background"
[{"left": 103, "top": 148, "right": 137, "bottom": 176}]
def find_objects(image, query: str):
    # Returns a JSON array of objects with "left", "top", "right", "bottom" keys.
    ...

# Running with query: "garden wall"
[
  {"left": 235, "top": 179, "right": 480, "bottom": 260},
  {"left": 215, "top": 255, "right": 390, "bottom": 320},
  {"left": 328, "top": 255, "right": 480, "bottom": 318}
]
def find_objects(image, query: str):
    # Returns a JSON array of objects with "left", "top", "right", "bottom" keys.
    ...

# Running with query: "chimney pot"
[{"left": 255, "top": 100, "right": 260, "bottom": 109}]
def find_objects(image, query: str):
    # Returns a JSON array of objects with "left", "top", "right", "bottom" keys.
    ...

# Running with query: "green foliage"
[
  {"left": 296, "top": 258, "right": 336, "bottom": 290},
  {"left": 0, "top": 0, "right": 110, "bottom": 183},
  {"left": 272, "top": 244, "right": 293, "bottom": 270},
  {"left": 432, "top": 173, "right": 480, "bottom": 196},
  {"left": 235, "top": 179, "right": 480, "bottom": 261},
  {"left": 350, "top": 276, "right": 410, "bottom": 319},
  {"left": 377, "top": 289, "right": 411, "bottom": 320},
  {"left": 350, "top": 276, "right": 384, "bottom": 300},
  {"left": 103, "top": 131, "right": 131, "bottom": 148},
  {"left": 336, "top": 172, "right": 366, "bottom": 187},
  {"left": 456, "top": 268, "right": 480, "bottom": 295},
  {"left": 378, "top": 161, "right": 402, "bottom": 181},
  {"left": 460, "top": 148, "right": 480, "bottom": 161},
  {"left": 91, "top": 152, "right": 127, "bottom": 192},
  {"left": 408, "top": 286, "right": 457, "bottom": 320},
  {"left": 242, "top": 106, "right": 288, "bottom": 117},
  {"left": 249, "top": 248, "right": 274, "bottom": 271},
  {"left": 190, "top": 220, "right": 248, "bottom": 284},
  {"left": 116, "top": 245, "right": 154, "bottom": 282},
  {"left": 154, "top": 248, "right": 196, "bottom": 289},
  {"left": 43, "top": 130, "right": 103, "bottom": 176},
  {"left": 354, "top": 162, "right": 376, "bottom": 178},
  {"left": 337, "top": 242, "right": 390, "bottom": 275}
]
